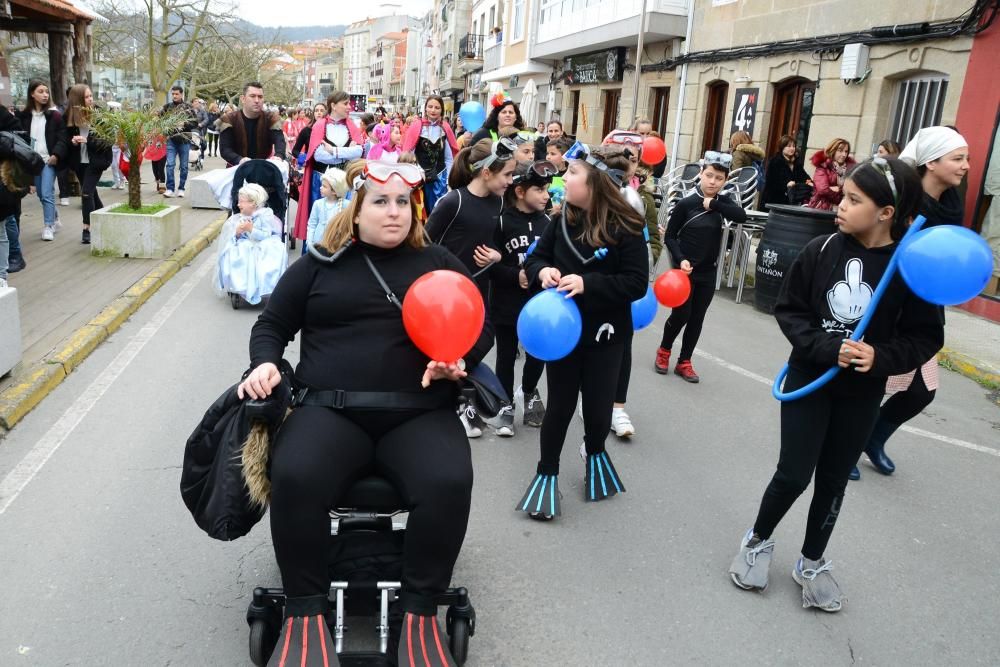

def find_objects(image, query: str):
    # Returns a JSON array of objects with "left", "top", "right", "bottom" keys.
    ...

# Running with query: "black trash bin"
[{"left": 754, "top": 204, "right": 836, "bottom": 314}]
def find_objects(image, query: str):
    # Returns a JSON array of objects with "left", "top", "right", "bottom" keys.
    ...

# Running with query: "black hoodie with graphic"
[
  {"left": 774, "top": 232, "right": 944, "bottom": 391},
  {"left": 490, "top": 206, "right": 551, "bottom": 326}
]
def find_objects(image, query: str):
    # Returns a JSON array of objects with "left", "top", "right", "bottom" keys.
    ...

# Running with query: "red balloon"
[
  {"left": 641, "top": 136, "right": 667, "bottom": 166},
  {"left": 403, "top": 270, "right": 485, "bottom": 363},
  {"left": 653, "top": 269, "right": 691, "bottom": 308}
]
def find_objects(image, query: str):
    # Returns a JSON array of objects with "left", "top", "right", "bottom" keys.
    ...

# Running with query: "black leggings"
[
  {"left": 494, "top": 323, "right": 545, "bottom": 399},
  {"left": 269, "top": 406, "right": 473, "bottom": 615},
  {"left": 206, "top": 132, "right": 219, "bottom": 155},
  {"left": 659, "top": 278, "right": 715, "bottom": 361},
  {"left": 752, "top": 368, "right": 882, "bottom": 560},
  {"left": 152, "top": 157, "right": 166, "bottom": 183},
  {"left": 880, "top": 365, "right": 936, "bottom": 425},
  {"left": 615, "top": 330, "right": 633, "bottom": 404},
  {"left": 73, "top": 164, "right": 104, "bottom": 227},
  {"left": 538, "top": 343, "right": 623, "bottom": 475}
]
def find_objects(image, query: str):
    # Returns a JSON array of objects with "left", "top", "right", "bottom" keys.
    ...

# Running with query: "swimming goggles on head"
[
  {"left": 703, "top": 150, "right": 733, "bottom": 169},
  {"left": 512, "top": 160, "right": 558, "bottom": 188},
  {"left": 471, "top": 137, "right": 517, "bottom": 171},
  {"left": 353, "top": 161, "right": 425, "bottom": 190},
  {"left": 871, "top": 156, "right": 898, "bottom": 207}
]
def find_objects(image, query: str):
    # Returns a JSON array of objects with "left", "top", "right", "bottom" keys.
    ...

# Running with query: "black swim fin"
[
  {"left": 516, "top": 472, "right": 561, "bottom": 517},
  {"left": 584, "top": 450, "right": 625, "bottom": 502},
  {"left": 397, "top": 612, "right": 456, "bottom": 667},
  {"left": 267, "top": 614, "right": 339, "bottom": 667}
]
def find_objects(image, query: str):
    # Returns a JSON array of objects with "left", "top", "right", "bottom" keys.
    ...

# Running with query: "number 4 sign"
[{"left": 730, "top": 88, "right": 759, "bottom": 137}]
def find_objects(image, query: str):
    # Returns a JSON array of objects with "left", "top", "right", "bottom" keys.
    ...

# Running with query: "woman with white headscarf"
[{"left": 852, "top": 126, "right": 969, "bottom": 481}]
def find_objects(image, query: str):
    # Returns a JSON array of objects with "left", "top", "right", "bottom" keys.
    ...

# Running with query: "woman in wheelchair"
[
  {"left": 215, "top": 183, "right": 287, "bottom": 305},
  {"left": 238, "top": 160, "right": 492, "bottom": 667}
]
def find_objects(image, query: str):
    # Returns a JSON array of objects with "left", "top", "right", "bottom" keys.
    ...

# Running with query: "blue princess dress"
[{"left": 215, "top": 207, "right": 288, "bottom": 305}]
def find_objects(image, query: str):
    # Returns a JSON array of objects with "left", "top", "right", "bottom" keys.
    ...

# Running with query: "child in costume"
[
  {"left": 306, "top": 168, "right": 348, "bottom": 246},
  {"left": 215, "top": 183, "right": 287, "bottom": 305}
]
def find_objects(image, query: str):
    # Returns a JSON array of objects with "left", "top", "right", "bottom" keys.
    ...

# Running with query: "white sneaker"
[
  {"left": 111, "top": 182, "right": 122, "bottom": 190},
  {"left": 41, "top": 227, "right": 54, "bottom": 241},
  {"left": 53, "top": 218, "right": 62, "bottom": 232},
  {"left": 163, "top": 190, "right": 175, "bottom": 197},
  {"left": 59, "top": 198, "right": 69, "bottom": 206},
  {"left": 177, "top": 189, "right": 186, "bottom": 198},
  {"left": 0, "top": 278, "right": 8, "bottom": 288},
  {"left": 611, "top": 409, "right": 635, "bottom": 437}
]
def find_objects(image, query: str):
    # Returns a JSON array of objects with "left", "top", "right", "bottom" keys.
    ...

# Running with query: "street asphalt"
[{"left": 0, "top": 249, "right": 998, "bottom": 666}]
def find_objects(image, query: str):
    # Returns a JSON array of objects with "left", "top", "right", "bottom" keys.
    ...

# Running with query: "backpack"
[{"left": 752, "top": 158, "right": 766, "bottom": 195}]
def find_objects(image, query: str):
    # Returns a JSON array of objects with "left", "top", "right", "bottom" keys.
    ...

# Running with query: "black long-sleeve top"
[
  {"left": 775, "top": 232, "right": 943, "bottom": 391},
  {"left": 523, "top": 210, "right": 647, "bottom": 347},
  {"left": 220, "top": 112, "right": 287, "bottom": 166},
  {"left": 762, "top": 154, "right": 811, "bottom": 208},
  {"left": 16, "top": 108, "right": 68, "bottom": 167},
  {"left": 291, "top": 123, "right": 314, "bottom": 158},
  {"left": 249, "top": 241, "right": 494, "bottom": 403},
  {"left": 425, "top": 187, "right": 504, "bottom": 295},
  {"left": 664, "top": 188, "right": 746, "bottom": 283},
  {"left": 490, "top": 206, "right": 551, "bottom": 326}
]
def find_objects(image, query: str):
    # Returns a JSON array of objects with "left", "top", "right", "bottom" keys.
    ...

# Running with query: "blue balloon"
[
  {"left": 631, "top": 286, "right": 658, "bottom": 330},
  {"left": 516, "top": 288, "right": 582, "bottom": 361},
  {"left": 458, "top": 102, "right": 487, "bottom": 134},
  {"left": 899, "top": 225, "right": 994, "bottom": 306},
  {"left": 525, "top": 240, "right": 537, "bottom": 256}
]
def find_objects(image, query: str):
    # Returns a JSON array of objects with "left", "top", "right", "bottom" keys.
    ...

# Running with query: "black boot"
[
  {"left": 864, "top": 417, "right": 899, "bottom": 475},
  {"left": 268, "top": 595, "right": 339, "bottom": 667},
  {"left": 7, "top": 253, "right": 26, "bottom": 273}
]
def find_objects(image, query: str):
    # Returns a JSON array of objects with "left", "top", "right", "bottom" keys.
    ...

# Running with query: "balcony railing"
[
  {"left": 458, "top": 33, "right": 485, "bottom": 60},
  {"left": 483, "top": 42, "right": 502, "bottom": 73}
]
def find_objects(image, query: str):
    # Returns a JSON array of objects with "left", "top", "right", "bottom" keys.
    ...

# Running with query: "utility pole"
[{"left": 630, "top": 0, "right": 649, "bottom": 127}]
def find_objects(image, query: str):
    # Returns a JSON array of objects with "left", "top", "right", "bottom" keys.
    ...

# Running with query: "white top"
[
  {"left": 79, "top": 125, "right": 90, "bottom": 164},
  {"left": 30, "top": 111, "right": 49, "bottom": 161}
]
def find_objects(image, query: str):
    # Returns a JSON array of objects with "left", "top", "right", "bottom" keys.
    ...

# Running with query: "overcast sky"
[{"left": 233, "top": 0, "right": 434, "bottom": 27}]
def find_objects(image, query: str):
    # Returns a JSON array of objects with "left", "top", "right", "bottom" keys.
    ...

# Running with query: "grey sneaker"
[
  {"left": 729, "top": 528, "right": 775, "bottom": 591},
  {"left": 496, "top": 404, "right": 514, "bottom": 437},
  {"left": 792, "top": 557, "right": 844, "bottom": 612},
  {"left": 459, "top": 404, "right": 483, "bottom": 439},
  {"left": 523, "top": 388, "right": 545, "bottom": 427}
]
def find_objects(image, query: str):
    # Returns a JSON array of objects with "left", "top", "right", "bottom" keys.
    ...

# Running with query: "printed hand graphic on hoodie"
[{"left": 826, "top": 258, "right": 873, "bottom": 324}]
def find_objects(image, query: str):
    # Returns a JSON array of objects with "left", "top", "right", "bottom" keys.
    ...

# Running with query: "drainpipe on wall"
[{"left": 669, "top": 0, "right": 696, "bottom": 174}]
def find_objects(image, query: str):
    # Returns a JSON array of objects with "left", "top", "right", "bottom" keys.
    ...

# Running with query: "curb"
[
  {"left": 0, "top": 214, "right": 227, "bottom": 433},
  {"left": 938, "top": 347, "right": 1000, "bottom": 402}
]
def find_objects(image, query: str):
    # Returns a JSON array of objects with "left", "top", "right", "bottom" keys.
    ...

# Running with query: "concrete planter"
[
  {"left": 0, "top": 285, "right": 22, "bottom": 377},
  {"left": 90, "top": 204, "right": 182, "bottom": 259}
]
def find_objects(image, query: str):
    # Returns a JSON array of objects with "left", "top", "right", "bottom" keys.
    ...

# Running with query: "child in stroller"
[
  {"left": 188, "top": 133, "right": 204, "bottom": 171},
  {"left": 214, "top": 183, "right": 287, "bottom": 308}
]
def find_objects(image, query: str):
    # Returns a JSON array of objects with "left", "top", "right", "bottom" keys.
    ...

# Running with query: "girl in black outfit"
[
  {"left": 491, "top": 160, "right": 554, "bottom": 435},
  {"left": 64, "top": 84, "right": 112, "bottom": 245},
  {"left": 654, "top": 153, "right": 746, "bottom": 382},
  {"left": 852, "top": 126, "right": 969, "bottom": 479},
  {"left": 517, "top": 145, "right": 648, "bottom": 520},
  {"left": 426, "top": 137, "right": 515, "bottom": 437},
  {"left": 18, "top": 80, "right": 67, "bottom": 240},
  {"left": 762, "top": 134, "right": 812, "bottom": 207},
  {"left": 239, "top": 161, "right": 491, "bottom": 667},
  {"left": 728, "top": 158, "right": 943, "bottom": 612}
]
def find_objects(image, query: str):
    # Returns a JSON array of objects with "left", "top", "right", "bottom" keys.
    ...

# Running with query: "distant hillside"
[{"left": 234, "top": 20, "right": 347, "bottom": 43}]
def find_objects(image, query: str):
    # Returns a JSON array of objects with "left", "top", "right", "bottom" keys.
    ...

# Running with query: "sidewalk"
[{"left": 0, "top": 154, "right": 231, "bottom": 431}]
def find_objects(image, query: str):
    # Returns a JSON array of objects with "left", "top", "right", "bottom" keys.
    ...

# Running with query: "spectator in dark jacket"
[
  {"left": 1, "top": 103, "right": 31, "bottom": 283},
  {"left": 17, "top": 80, "right": 68, "bottom": 242},
  {"left": 762, "top": 134, "right": 812, "bottom": 208},
  {"left": 160, "top": 85, "right": 198, "bottom": 197}
]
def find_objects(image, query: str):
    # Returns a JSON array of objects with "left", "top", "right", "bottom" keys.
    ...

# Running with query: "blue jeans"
[
  {"left": 34, "top": 164, "right": 57, "bottom": 227},
  {"left": 5, "top": 214, "right": 19, "bottom": 256},
  {"left": 165, "top": 138, "right": 190, "bottom": 191},
  {"left": 1, "top": 214, "right": 13, "bottom": 279}
]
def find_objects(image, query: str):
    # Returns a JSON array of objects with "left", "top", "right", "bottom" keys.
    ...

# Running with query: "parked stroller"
[
  {"left": 221, "top": 160, "right": 290, "bottom": 309},
  {"left": 189, "top": 133, "right": 205, "bottom": 171}
]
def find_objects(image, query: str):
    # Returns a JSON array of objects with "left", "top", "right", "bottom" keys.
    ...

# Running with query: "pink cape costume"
[{"left": 293, "top": 116, "right": 365, "bottom": 241}]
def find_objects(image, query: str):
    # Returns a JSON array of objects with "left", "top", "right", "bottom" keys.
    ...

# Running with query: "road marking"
[
  {"left": 692, "top": 349, "right": 1000, "bottom": 458},
  {"left": 0, "top": 258, "right": 213, "bottom": 516}
]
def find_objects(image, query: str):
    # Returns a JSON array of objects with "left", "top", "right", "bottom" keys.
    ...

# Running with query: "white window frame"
[
  {"left": 888, "top": 73, "right": 949, "bottom": 147},
  {"left": 511, "top": 0, "right": 526, "bottom": 43}
]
